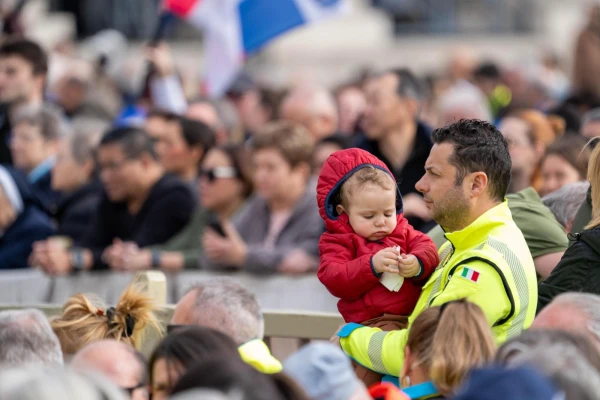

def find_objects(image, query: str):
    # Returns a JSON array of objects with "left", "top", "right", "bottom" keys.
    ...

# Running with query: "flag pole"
[{"left": 137, "top": 11, "right": 176, "bottom": 101}]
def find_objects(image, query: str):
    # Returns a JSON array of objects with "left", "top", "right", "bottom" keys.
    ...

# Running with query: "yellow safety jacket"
[
  {"left": 339, "top": 201, "right": 538, "bottom": 376},
  {"left": 238, "top": 339, "right": 283, "bottom": 374}
]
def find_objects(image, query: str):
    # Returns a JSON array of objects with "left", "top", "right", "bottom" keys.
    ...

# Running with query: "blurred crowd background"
[
  {"left": 0, "top": 0, "right": 598, "bottom": 274},
  {"left": 1, "top": 1, "right": 600, "bottom": 400}
]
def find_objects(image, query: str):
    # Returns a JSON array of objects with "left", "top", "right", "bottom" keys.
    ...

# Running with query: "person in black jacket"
[
  {"left": 31, "top": 126, "right": 195, "bottom": 274},
  {"left": 0, "top": 165, "right": 54, "bottom": 268},
  {"left": 354, "top": 68, "right": 434, "bottom": 232},
  {"left": 538, "top": 142, "right": 600, "bottom": 311}
]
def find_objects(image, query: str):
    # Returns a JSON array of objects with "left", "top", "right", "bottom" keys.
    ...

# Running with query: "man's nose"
[{"left": 415, "top": 176, "right": 426, "bottom": 193}]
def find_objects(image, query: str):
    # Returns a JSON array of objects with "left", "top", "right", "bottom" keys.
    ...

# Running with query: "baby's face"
[{"left": 343, "top": 183, "right": 397, "bottom": 241}]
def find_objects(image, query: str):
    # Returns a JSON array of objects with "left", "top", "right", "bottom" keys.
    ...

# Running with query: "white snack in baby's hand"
[{"left": 380, "top": 272, "right": 404, "bottom": 292}]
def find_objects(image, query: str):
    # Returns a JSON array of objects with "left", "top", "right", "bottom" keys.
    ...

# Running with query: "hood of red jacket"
[{"left": 317, "top": 148, "right": 404, "bottom": 233}]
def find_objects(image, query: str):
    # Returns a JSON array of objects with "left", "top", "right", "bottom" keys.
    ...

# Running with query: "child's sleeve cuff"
[
  {"left": 370, "top": 256, "right": 383, "bottom": 278},
  {"left": 337, "top": 323, "right": 364, "bottom": 338}
]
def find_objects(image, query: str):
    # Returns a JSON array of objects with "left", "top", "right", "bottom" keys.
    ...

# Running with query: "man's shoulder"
[{"left": 151, "top": 174, "right": 195, "bottom": 201}]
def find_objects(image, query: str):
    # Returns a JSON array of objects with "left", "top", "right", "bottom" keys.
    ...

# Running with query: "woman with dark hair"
[
  {"left": 149, "top": 326, "right": 241, "bottom": 400},
  {"left": 540, "top": 135, "right": 591, "bottom": 196},
  {"left": 108, "top": 144, "right": 253, "bottom": 271},
  {"left": 171, "top": 358, "right": 309, "bottom": 400}
]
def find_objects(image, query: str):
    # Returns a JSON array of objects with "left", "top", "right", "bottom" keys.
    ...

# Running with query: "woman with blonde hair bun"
[
  {"left": 50, "top": 282, "right": 162, "bottom": 354},
  {"left": 397, "top": 300, "right": 496, "bottom": 399}
]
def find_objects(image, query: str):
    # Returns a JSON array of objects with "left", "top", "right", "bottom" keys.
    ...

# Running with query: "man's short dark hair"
[
  {"left": 147, "top": 110, "right": 216, "bottom": 152},
  {"left": 0, "top": 38, "right": 48, "bottom": 75},
  {"left": 99, "top": 126, "right": 158, "bottom": 161},
  {"left": 179, "top": 117, "right": 216, "bottom": 153},
  {"left": 388, "top": 68, "right": 422, "bottom": 100},
  {"left": 432, "top": 119, "right": 511, "bottom": 202}
]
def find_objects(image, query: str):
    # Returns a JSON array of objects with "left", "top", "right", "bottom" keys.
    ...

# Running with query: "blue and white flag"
[{"left": 165, "top": 0, "right": 347, "bottom": 96}]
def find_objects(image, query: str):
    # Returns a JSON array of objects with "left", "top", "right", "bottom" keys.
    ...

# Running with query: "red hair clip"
[{"left": 96, "top": 309, "right": 105, "bottom": 316}]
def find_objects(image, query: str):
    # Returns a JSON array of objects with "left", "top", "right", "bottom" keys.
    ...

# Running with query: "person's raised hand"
[
  {"left": 398, "top": 253, "right": 420, "bottom": 278},
  {"left": 144, "top": 42, "right": 175, "bottom": 77},
  {"left": 372, "top": 247, "right": 401, "bottom": 274}
]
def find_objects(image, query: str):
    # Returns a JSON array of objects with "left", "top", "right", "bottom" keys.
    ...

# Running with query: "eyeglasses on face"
[{"left": 199, "top": 167, "right": 238, "bottom": 182}]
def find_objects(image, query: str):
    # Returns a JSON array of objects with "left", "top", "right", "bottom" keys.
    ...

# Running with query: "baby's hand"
[
  {"left": 372, "top": 247, "right": 400, "bottom": 274},
  {"left": 398, "top": 254, "right": 421, "bottom": 278}
]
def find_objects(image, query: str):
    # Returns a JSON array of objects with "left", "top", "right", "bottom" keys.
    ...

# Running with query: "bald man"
[
  {"left": 280, "top": 86, "right": 338, "bottom": 142},
  {"left": 71, "top": 340, "right": 148, "bottom": 400}
]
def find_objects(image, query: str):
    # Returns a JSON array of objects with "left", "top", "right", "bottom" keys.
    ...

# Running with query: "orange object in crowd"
[{"left": 368, "top": 383, "right": 411, "bottom": 400}]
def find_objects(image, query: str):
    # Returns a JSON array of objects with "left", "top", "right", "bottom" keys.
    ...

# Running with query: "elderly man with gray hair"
[
  {"left": 171, "top": 278, "right": 282, "bottom": 374},
  {"left": 280, "top": 85, "right": 339, "bottom": 142},
  {"left": 0, "top": 308, "right": 63, "bottom": 367},
  {"left": 542, "top": 181, "right": 590, "bottom": 233},
  {"left": 533, "top": 292, "right": 600, "bottom": 344}
]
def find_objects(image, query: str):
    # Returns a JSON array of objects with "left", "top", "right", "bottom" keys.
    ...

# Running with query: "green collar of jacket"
[
  {"left": 444, "top": 201, "right": 510, "bottom": 251},
  {"left": 238, "top": 339, "right": 282, "bottom": 374}
]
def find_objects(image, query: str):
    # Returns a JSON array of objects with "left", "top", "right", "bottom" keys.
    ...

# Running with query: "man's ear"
[
  {"left": 470, "top": 171, "right": 489, "bottom": 198},
  {"left": 336, "top": 204, "right": 346, "bottom": 216}
]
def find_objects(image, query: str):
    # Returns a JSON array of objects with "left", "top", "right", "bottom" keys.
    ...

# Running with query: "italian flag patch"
[{"left": 460, "top": 267, "right": 480, "bottom": 283}]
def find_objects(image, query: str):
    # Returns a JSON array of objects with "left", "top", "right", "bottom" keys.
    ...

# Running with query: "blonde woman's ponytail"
[{"left": 51, "top": 282, "right": 162, "bottom": 354}]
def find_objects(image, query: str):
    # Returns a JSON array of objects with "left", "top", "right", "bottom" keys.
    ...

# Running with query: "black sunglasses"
[{"left": 199, "top": 167, "right": 239, "bottom": 182}]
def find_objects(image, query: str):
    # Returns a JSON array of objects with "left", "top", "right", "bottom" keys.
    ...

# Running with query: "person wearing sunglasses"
[
  {"left": 105, "top": 144, "right": 253, "bottom": 272},
  {"left": 202, "top": 121, "right": 322, "bottom": 274}
]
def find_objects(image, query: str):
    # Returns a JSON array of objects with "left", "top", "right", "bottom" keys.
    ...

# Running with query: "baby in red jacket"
[
  {"left": 317, "top": 149, "right": 439, "bottom": 321},
  {"left": 317, "top": 149, "right": 439, "bottom": 384}
]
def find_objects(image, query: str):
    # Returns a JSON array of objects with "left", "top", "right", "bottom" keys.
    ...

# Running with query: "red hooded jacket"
[{"left": 317, "top": 149, "right": 439, "bottom": 323}]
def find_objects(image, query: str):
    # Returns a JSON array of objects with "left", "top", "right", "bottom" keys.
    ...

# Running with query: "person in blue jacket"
[{"left": 0, "top": 165, "right": 54, "bottom": 268}]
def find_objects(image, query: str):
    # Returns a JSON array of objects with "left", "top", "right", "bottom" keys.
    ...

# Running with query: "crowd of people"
[
  {"left": 3, "top": 3, "right": 600, "bottom": 399},
  {"left": 4, "top": 277, "right": 600, "bottom": 399}
]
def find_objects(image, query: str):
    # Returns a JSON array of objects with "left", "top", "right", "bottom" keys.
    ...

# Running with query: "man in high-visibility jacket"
[{"left": 337, "top": 119, "right": 538, "bottom": 377}]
